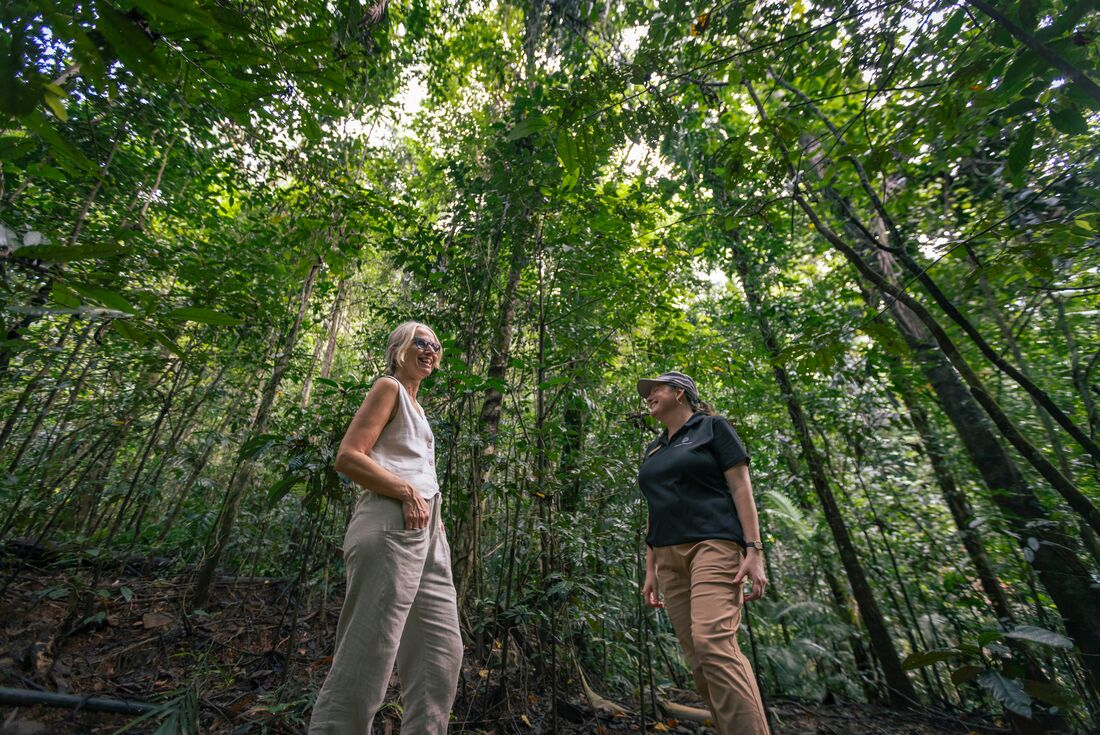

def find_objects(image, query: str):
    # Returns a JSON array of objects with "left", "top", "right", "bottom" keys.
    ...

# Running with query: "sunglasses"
[{"left": 413, "top": 337, "right": 441, "bottom": 353}]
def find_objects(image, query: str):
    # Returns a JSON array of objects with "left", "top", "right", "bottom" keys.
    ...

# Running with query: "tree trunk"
[
  {"left": 192, "top": 259, "right": 321, "bottom": 605},
  {"left": 0, "top": 318, "right": 77, "bottom": 455},
  {"left": 455, "top": 212, "right": 527, "bottom": 612},
  {"left": 769, "top": 71, "right": 1100, "bottom": 468},
  {"left": 725, "top": 230, "right": 917, "bottom": 707},
  {"left": 301, "top": 277, "right": 347, "bottom": 408},
  {"left": 900, "top": 389, "right": 1015, "bottom": 624}
]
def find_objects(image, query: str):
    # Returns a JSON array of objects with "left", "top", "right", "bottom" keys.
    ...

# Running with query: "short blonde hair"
[{"left": 385, "top": 321, "right": 442, "bottom": 375}]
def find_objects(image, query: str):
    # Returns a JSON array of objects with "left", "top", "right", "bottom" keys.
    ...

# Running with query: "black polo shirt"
[{"left": 639, "top": 413, "right": 750, "bottom": 548}]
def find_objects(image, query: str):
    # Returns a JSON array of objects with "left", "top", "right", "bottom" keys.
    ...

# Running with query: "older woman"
[
  {"left": 310, "top": 321, "right": 462, "bottom": 735},
  {"left": 638, "top": 371, "right": 770, "bottom": 735}
]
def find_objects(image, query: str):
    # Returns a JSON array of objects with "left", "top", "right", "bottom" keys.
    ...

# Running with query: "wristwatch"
[{"left": 744, "top": 541, "right": 765, "bottom": 551}]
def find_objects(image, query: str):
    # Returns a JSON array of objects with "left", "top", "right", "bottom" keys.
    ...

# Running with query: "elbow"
[{"left": 333, "top": 449, "right": 355, "bottom": 474}]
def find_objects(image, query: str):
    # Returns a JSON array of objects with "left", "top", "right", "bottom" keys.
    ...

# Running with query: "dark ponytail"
[{"left": 690, "top": 399, "right": 716, "bottom": 416}]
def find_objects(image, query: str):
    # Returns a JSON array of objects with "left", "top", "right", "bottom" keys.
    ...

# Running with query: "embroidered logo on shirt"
[{"left": 677, "top": 438, "right": 693, "bottom": 446}]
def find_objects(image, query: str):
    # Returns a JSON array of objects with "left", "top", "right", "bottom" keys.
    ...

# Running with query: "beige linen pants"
[
  {"left": 654, "top": 539, "right": 770, "bottom": 735},
  {"left": 309, "top": 492, "right": 462, "bottom": 735}
]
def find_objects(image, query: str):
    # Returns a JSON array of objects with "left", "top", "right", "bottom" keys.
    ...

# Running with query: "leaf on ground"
[{"left": 142, "top": 612, "right": 174, "bottom": 629}]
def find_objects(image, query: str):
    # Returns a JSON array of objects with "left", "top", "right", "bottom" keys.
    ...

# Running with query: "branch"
[
  {"left": 965, "top": 0, "right": 1100, "bottom": 107},
  {"left": 0, "top": 687, "right": 155, "bottom": 715}
]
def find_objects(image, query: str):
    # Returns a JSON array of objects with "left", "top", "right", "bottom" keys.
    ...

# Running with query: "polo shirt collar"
[{"left": 658, "top": 411, "right": 706, "bottom": 445}]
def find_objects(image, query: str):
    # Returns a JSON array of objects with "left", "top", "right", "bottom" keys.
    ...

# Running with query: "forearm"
[
  {"left": 335, "top": 449, "right": 415, "bottom": 501},
  {"left": 726, "top": 464, "right": 764, "bottom": 546}
]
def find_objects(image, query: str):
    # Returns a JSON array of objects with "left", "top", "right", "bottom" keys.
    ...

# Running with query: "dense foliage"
[{"left": 2, "top": 0, "right": 1099, "bottom": 731}]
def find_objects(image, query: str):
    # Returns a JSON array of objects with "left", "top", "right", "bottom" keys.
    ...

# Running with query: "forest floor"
[{"left": 0, "top": 550, "right": 1007, "bottom": 735}]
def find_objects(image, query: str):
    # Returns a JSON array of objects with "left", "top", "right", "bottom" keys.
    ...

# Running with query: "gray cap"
[{"left": 637, "top": 371, "right": 699, "bottom": 404}]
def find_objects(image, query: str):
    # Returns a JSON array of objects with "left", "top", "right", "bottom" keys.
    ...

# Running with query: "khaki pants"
[
  {"left": 310, "top": 492, "right": 462, "bottom": 735},
  {"left": 654, "top": 540, "right": 770, "bottom": 735}
]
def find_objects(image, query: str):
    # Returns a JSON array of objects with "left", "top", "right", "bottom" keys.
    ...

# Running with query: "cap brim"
[{"left": 637, "top": 378, "right": 661, "bottom": 399}]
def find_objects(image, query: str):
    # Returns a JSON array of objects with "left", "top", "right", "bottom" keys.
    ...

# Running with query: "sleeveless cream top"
[{"left": 368, "top": 375, "right": 439, "bottom": 499}]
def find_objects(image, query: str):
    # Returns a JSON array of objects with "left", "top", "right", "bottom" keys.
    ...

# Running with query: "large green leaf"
[
  {"left": 901, "top": 649, "right": 957, "bottom": 670},
  {"left": 1048, "top": 107, "right": 1088, "bottom": 136},
  {"left": 507, "top": 115, "right": 552, "bottom": 141},
  {"left": 1006, "top": 121, "right": 1036, "bottom": 180},
  {"left": 167, "top": 307, "right": 244, "bottom": 326},
  {"left": 977, "top": 670, "right": 1031, "bottom": 718},
  {"left": 1004, "top": 625, "right": 1074, "bottom": 650},
  {"left": 71, "top": 284, "right": 135, "bottom": 313},
  {"left": 17, "top": 241, "right": 126, "bottom": 262}
]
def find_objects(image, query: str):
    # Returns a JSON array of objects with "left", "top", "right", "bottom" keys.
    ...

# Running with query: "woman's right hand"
[
  {"left": 642, "top": 571, "right": 663, "bottom": 609},
  {"left": 402, "top": 486, "right": 430, "bottom": 529}
]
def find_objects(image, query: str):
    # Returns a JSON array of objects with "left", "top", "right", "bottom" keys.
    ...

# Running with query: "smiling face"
[
  {"left": 645, "top": 382, "right": 684, "bottom": 421},
  {"left": 396, "top": 326, "right": 441, "bottom": 380}
]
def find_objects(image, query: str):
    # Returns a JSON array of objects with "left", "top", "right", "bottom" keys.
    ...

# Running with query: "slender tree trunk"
[
  {"left": 105, "top": 359, "right": 188, "bottom": 541},
  {"left": 799, "top": 197, "right": 1100, "bottom": 691},
  {"left": 769, "top": 71, "right": 1100, "bottom": 466},
  {"left": 6, "top": 324, "right": 91, "bottom": 474},
  {"left": 725, "top": 230, "right": 917, "bottom": 707},
  {"left": 899, "top": 388, "right": 1015, "bottom": 624},
  {"left": 2, "top": 138, "right": 120, "bottom": 375},
  {"left": 775, "top": 444, "right": 881, "bottom": 701},
  {"left": 0, "top": 318, "right": 77, "bottom": 455},
  {"left": 455, "top": 211, "right": 527, "bottom": 612},
  {"left": 301, "top": 278, "right": 347, "bottom": 408},
  {"left": 192, "top": 259, "right": 321, "bottom": 605}
]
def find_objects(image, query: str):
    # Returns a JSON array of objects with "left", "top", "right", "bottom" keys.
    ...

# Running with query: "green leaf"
[
  {"left": 978, "top": 670, "right": 1032, "bottom": 717},
  {"left": 238, "top": 434, "right": 282, "bottom": 460},
  {"left": 951, "top": 665, "right": 983, "bottom": 685},
  {"left": 43, "top": 92, "right": 68, "bottom": 122},
  {"left": 21, "top": 111, "right": 95, "bottom": 173},
  {"left": 1006, "top": 121, "right": 1035, "bottom": 180},
  {"left": 129, "top": 0, "right": 217, "bottom": 27},
  {"left": 977, "top": 630, "right": 1004, "bottom": 646},
  {"left": 999, "top": 50, "right": 1042, "bottom": 95},
  {"left": 96, "top": 3, "right": 165, "bottom": 76},
  {"left": 1048, "top": 107, "right": 1088, "bottom": 135},
  {"left": 901, "top": 649, "right": 957, "bottom": 670},
  {"left": 113, "top": 320, "right": 149, "bottom": 344},
  {"left": 940, "top": 8, "right": 966, "bottom": 39},
  {"left": 72, "top": 284, "right": 135, "bottom": 313},
  {"left": 267, "top": 476, "right": 302, "bottom": 507},
  {"left": 1022, "top": 679, "right": 1078, "bottom": 708},
  {"left": 302, "top": 112, "right": 323, "bottom": 142},
  {"left": 17, "top": 241, "right": 126, "bottom": 262},
  {"left": 167, "top": 307, "right": 244, "bottom": 326},
  {"left": 507, "top": 114, "right": 552, "bottom": 141},
  {"left": 1001, "top": 98, "right": 1039, "bottom": 117},
  {"left": 151, "top": 328, "right": 184, "bottom": 358},
  {"left": 50, "top": 284, "right": 81, "bottom": 309},
  {"left": 1004, "top": 625, "right": 1074, "bottom": 650},
  {"left": 859, "top": 319, "right": 908, "bottom": 357},
  {"left": 556, "top": 131, "right": 579, "bottom": 175}
]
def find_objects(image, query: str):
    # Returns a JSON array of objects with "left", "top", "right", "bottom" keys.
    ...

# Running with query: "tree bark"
[{"left": 301, "top": 277, "right": 347, "bottom": 408}]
